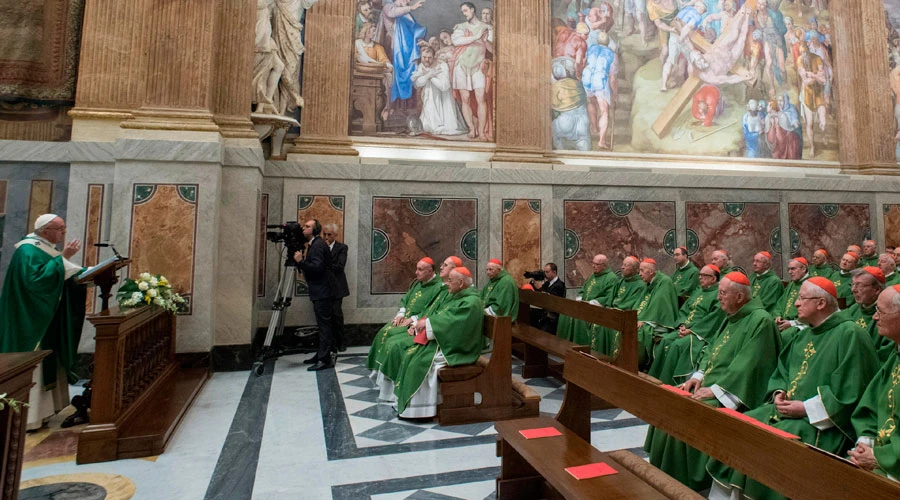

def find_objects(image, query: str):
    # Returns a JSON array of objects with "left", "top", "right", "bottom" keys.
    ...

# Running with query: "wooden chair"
[{"left": 437, "top": 315, "right": 540, "bottom": 426}]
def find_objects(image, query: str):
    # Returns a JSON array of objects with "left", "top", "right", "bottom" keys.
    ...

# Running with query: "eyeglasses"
[
  {"left": 797, "top": 296, "right": 822, "bottom": 302},
  {"left": 699, "top": 273, "right": 717, "bottom": 278}
]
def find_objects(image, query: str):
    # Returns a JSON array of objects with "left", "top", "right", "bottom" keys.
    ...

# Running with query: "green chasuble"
[
  {"left": 589, "top": 275, "right": 646, "bottom": 356},
  {"left": 393, "top": 287, "right": 484, "bottom": 413},
  {"left": 648, "top": 283, "right": 726, "bottom": 385},
  {"left": 886, "top": 272, "right": 900, "bottom": 287},
  {"left": 774, "top": 275, "right": 807, "bottom": 320},
  {"left": 851, "top": 347, "right": 900, "bottom": 480},
  {"left": 861, "top": 255, "right": 879, "bottom": 268},
  {"left": 809, "top": 264, "right": 835, "bottom": 280},
  {"left": 480, "top": 269, "right": 519, "bottom": 318},
  {"left": 832, "top": 270, "right": 855, "bottom": 308},
  {"left": 366, "top": 275, "right": 443, "bottom": 371},
  {"left": 0, "top": 237, "right": 86, "bottom": 386},
  {"left": 671, "top": 262, "right": 699, "bottom": 299},
  {"left": 633, "top": 273, "right": 679, "bottom": 367},
  {"left": 557, "top": 269, "right": 617, "bottom": 344},
  {"left": 751, "top": 270, "right": 784, "bottom": 316},
  {"left": 708, "top": 313, "right": 878, "bottom": 500},
  {"left": 645, "top": 297, "right": 780, "bottom": 490},
  {"left": 378, "top": 285, "right": 450, "bottom": 382},
  {"left": 842, "top": 302, "right": 897, "bottom": 366}
]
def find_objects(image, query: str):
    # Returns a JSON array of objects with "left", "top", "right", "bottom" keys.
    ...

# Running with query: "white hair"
[{"left": 804, "top": 282, "right": 839, "bottom": 311}]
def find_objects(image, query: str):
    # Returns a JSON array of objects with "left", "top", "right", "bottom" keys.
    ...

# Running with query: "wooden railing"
[{"left": 0, "top": 351, "right": 49, "bottom": 500}]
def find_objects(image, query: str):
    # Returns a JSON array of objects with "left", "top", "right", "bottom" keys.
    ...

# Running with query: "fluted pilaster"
[
  {"left": 833, "top": 0, "right": 895, "bottom": 173},
  {"left": 213, "top": 0, "right": 257, "bottom": 139},
  {"left": 292, "top": 0, "right": 358, "bottom": 155},
  {"left": 123, "top": 0, "right": 220, "bottom": 132},
  {"left": 492, "top": 0, "right": 553, "bottom": 163}
]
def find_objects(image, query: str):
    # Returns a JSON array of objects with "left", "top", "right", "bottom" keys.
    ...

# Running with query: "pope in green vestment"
[
  {"left": 393, "top": 282, "right": 484, "bottom": 415},
  {"left": 557, "top": 259, "right": 618, "bottom": 344},
  {"left": 648, "top": 271, "right": 726, "bottom": 385},
  {"left": 590, "top": 258, "right": 645, "bottom": 356},
  {"left": 850, "top": 345, "right": 900, "bottom": 479},
  {"left": 632, "top": 263, "right": 679, "bottom": 368},
  {"left": 646, "top": 276, "right": 781, "bottom": 491},
  {"left": 671, "top": 256, "right": 699, "bottom": 299},
  {"left": 480, "top": 265, "right": 519, "bottom": 319},
  {"left": 708, "top": 279, "right": 878, "bottom": 500},
  {"left": 367, "top": 265, "right": 443, "bottom": 371}
]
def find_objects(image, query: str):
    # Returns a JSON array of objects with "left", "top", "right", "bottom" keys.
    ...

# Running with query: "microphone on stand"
[{"left": 94, "top": 243, "right": 123, "bottom": 259}]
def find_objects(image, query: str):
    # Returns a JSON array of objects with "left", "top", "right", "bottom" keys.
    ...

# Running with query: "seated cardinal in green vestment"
[
  {"left": 480, "top": 258, "right": 519, "bottom": 319},
  {"left": 670, "top": 246, "right": 699, "bottom": 300},
  {"left": 710, "top": 249, "right": 734, "bottom": 277},
  {"left": 750, "top": 251, "right": 784, "bottom": 315},
  {"left": 632, "top": 258, "right": 679, "bottom": 368},
  {"left": 390, "top": 267, "right": 484, "bottom": 418},
  {"left": 879, "top": 253, "right": 900, "bottom": 287},
  {"left": 808, "top": 248, "right": 835, "bottom": 280},
  {"left": 849, "top": 284, "right": 900, "bottom": 479},
  {"left": 773, "top": 257, "right": 809, "bottom": 343},
  {"left": 833, "top": 251, "right": 860, "bottom": 309},
  {"left": 0, "top": 214, "right": 87, "bottom": 430},
  {"left": 860, "top": 240, "right": 879, "bottom": 268},
  {"left": 367, "top": 257, "right": 445, "bottom": 372},
  {"left": 708, "top": 277, "right": 878, "bottom": 500},
  {"left": 645, "top": 271, "right": 781, "bottom": 491},
  {"left": 648, "top": 264, "right": 727, "bottom": 385},
  {"left": 557, "top": 254, "right": 617, "bottom": 345},
  {"left": 590, "top": 256, "right": 646, "bottom": 355}
]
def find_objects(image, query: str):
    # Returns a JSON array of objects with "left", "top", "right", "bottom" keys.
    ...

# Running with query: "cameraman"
[
  {"left": 293, "top": 219, "right": 336, "bottom": 371},
  {"left": 529, "top": 263, "right": 565, "bottom": 333}
]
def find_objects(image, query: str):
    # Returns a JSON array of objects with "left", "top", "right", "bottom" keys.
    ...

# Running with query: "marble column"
[
  {"left": 68, "top": 0, "right": 151, "bottom": 140},
  {"left": 292, "top": 0, "right": 359, "bottom": 156},
  {"left": 121, "top": 0, "right": 220, "bottom": 134},
  {"left": 213, "top": 0, "right": 258, "bottom": 140},
  {"left": 491, "top": 0, "right": 554, "bottom": 164},
  {"left": 832, "top": 0, "right": 896, "bottom": 174}
]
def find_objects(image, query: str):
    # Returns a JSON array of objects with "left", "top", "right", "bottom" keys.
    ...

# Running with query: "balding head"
[
  {"left": 711, "top": 250, "right": 730, "bottom": 270},
  {"left": 621, "top": 257, "right": 639, "bottom": 277},
  {"left": 718, "top": 276, "right": 751, "bottom": 314},
  {"left": 879, "top": 253, "right": 896, "bottom": 275},
  {"left": 639, "top": 260, "right": 658, "bottom": 283},
  {"left": 863, "top": 240, "right": 877, "bottom": 257},
  {"left": 752, "top": 252, "right": 771, "bottom": 274},
  {"left": 591, "top": 254, "right": 608, "bottom": 274},
  {"left": 875, "top": 286, "right": 900, "bottom": 342}
]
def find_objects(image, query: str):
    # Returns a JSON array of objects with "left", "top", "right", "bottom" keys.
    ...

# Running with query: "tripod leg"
[{"left": 255, "top": 264, "right": 297, "bottom": 376}]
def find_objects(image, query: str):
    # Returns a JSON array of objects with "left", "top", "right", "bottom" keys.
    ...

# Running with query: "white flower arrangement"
[{"left": 116, "top": 273, "right": 186, "bottom": 313}]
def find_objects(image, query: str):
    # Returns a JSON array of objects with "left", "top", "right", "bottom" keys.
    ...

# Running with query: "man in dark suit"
[
  {"left": 322, "top": 223, "right": 350, "bottom": 352},
  {"left": 293, "top": 219, "right": 335, "bottom": 371},
  {"left": 531, "top": 262, "right": 566, "bottom": 333}
]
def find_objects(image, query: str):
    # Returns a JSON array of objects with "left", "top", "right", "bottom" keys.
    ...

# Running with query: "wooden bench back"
[
  {"left": 517, "top": 289, "right": 638, "bottom": 372},
  {"left": 558, "top": 348, "right": 900, "bottom": 500}
]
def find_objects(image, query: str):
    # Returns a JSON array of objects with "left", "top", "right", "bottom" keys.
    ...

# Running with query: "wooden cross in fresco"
[{"left": 651, "top": 0, "right": 758, "bottom": 138}]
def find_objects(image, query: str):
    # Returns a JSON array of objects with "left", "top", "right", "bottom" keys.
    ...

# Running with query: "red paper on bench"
[
  {"left": 565, "top": 462, "right": 618, "bottom": 480},
  {"left": 519, "top": 427, "right": 563, "bottom": 439},
  {"left": 661, "top": 384, "right": 692, "bottom": 396},
  {"left": 717, "top": 408, "right": 800, "bottom": 439}
]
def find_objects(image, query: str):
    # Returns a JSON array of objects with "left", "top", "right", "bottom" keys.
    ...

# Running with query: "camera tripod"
[{"left": 253, "top": 247, "right": 312, "bottom": 376}]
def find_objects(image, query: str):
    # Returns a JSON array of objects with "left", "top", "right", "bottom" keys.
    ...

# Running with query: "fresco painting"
[
  {"left": 350, "top": 0, "right": 494, "bottom": 142},
  {"left": 550, "top": 0, "right": 838, "bottom": 160}
]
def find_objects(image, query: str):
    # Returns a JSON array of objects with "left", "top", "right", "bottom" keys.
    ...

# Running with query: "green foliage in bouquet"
[
  {"left": 0, "top": 393, "right": 27, "bottom": 414},
  {"left": 116, "top": 272, "right": 186, "bottom": 313}
]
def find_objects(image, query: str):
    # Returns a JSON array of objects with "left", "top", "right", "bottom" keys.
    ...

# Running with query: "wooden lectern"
[{"left": 75, "top": 255, "right": 130, "bottom": 313}]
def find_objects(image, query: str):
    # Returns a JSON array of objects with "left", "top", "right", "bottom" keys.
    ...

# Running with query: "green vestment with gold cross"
[
  {"left": 366, "top": 275, "right": 443, "bottom": 371},
  {"left": 851, "top": 346, "right": 900, "bottom": 480},
  {"left": 557, "top": 269, "right": 617, "bottom": 344}
]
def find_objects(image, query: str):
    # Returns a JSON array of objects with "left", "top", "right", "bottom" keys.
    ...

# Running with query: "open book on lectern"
[{"left": 76, "top": 255, "right": 130, "bottom": 286}]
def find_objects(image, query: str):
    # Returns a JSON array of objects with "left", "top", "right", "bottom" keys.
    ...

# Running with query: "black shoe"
[
  {"left": 338, "top": 343, "right": 347, "bottom": 352},
  {"left": 308, "top": 359, "right": 334, "bottom": 371},
  {"left": 303, "top": 355, "right": 319, "bottom": 365}
]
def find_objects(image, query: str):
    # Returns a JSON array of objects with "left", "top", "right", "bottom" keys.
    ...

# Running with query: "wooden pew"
[
  {"left": 437, "top": 314, "right": 541, "bottom": 426},
  {"left": 513, "top": 289, "right": 638, "bottom": 378},
  {"left": 496, "top": 347, "right": 900, "bottom": 500}
]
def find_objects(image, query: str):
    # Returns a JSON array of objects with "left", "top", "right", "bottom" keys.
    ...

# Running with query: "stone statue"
[{"left": 253, "top": 0, "right": 284, "bottom": 114}]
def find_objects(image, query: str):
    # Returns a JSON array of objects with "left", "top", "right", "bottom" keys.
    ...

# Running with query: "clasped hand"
[
  {"left": 679, "top": 378, "right": 713, "bottom": 400},
  {"left": 848, "top": 443, "right": 878, "bottom": 471},
  {"left": 773, "top": 391, "right": 806, "bottom": 418}
]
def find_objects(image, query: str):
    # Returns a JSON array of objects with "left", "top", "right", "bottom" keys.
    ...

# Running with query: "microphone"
[{"left": 95, "top": 243, "right": 122, "bottom": 259}]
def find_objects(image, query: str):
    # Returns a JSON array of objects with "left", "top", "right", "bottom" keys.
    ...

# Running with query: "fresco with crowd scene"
[
  {"left": 885, "top": 0, "right": 900, "bottom": 161},
  {"left": 550, "top": 0, "right": 838, "bottom": 160},
  {"left": 349, "top": 0, "right": 495, "bottom": 142}
]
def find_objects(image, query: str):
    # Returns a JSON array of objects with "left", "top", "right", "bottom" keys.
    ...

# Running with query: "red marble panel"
[
  {"left": 0, "top": 179, "right": 6, "bottom": 215},
  {"left": 27, "top": 179, "right": 52, "bottom": 231},
  {"left": 884, "top": 204, "right": 900, "bottom": 249},
  {"left": 687, "top": 203, "right": 782, "bottom": 278},
  {"left": 257, "top": 194, "right": 268, "bottom": 297},
  {"left": 372, "top": 198, "right": 477, "bottom": 294},
  {"left": 129, "top": 184, "right": 197, "bottom": 314},
  {"left": 564, "top": 201, "right": 675, "bottom": 288},
  {"left": 789, "top": 204, "right": 871, "bottom": 263},
  {"left": 83, "top": 184, "right": 104, "bottom": 313},
  {"left": 502, "top": 200, "right": 541, "bottom": 288},
  {"left": 296, "top": 196, "right": 345, "bottom": 295}
]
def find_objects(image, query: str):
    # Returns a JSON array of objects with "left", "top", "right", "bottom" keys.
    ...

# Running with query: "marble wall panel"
[
  {"left": 129, "top": 184, "right": 198, "bottom": 314},
  {"left": 884, "top": 204, "right": 900, "bottom": 249},
  {"left": 372, "top": 197, "right": 478, "bottom": 294},
  {"left": 257, "top": 193, "right": 268, "bottom": 297},
  {"left": 564, "top": 201, "right": 675, "bottom": 288},
  {"left": 83, "top": 184, "right": 104, "bottom": 313},
  {"left": 501, "top": 199, "right": 541, "bottom": 287},
  {"left": 28, "top": 179, "right": 53, "bottom": 231},
  {"left": 788, "top": 204, "right": 871, "bottom": 263},
  {"left": 687, "top": 202, "right": 782, "bottom": 277},
  {"left": 295, "top": 195, "right": 345, "bottom": 295}
]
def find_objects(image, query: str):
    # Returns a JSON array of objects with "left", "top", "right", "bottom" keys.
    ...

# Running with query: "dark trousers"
[
  {"left": 312, "top": 298, "right": 335, "bottom": 360},
  {"left": 332, "top": 297, "right": 345, "bottom": 350}
]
